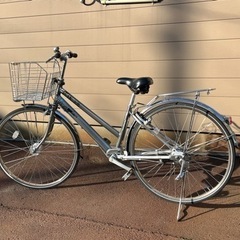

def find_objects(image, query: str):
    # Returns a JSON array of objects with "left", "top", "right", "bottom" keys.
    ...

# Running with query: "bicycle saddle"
[{"left": 116, "top": 77, "right": 153, "bottom": 94}]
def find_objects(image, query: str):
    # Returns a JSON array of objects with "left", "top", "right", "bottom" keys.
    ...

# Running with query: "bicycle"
[{"left": 0, "top": 47, "right": 238, "bottom": 220}]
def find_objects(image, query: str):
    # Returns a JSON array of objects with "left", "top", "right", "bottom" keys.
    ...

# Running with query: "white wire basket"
[{"left": 9, "top": 61, "right": 61, "bottom": 102}]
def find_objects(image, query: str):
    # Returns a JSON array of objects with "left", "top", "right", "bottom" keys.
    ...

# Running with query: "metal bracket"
[{"left": 109, "top": 155, "right": 133, "bottom": 180}]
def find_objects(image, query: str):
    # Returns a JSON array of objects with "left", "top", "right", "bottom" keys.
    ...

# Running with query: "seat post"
[{"left": 116, "top": 92, "right": 136, "bottom": 148}]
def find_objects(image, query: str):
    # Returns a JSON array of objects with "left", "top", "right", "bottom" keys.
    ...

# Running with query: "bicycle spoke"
[
  {"left": 129, "top": 101, "right": 235, "bottom": 204},
  {"left": 0, "top": 107, "right": 80, "bottom": 188}
]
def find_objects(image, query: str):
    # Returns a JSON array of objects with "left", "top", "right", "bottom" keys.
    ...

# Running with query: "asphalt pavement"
[{"left": 1, "top": 147, "right": 240, "bottom": 240}]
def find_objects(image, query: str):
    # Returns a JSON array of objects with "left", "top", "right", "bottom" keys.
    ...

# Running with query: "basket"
[{"left": 9, "top": 61, "right": 61, "bottom": 102}]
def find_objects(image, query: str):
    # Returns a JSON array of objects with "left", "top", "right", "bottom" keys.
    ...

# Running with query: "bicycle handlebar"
[{"left": 46, "top": 46, "right": 78, "bottom": 63}]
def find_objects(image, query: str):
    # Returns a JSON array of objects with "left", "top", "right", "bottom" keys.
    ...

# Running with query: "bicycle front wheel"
[
  {"left": 0, "top": 106, "right": 81, "bottom": 188},
  {"left": 128, "top": 100, "right": 235, "bottom": 204}
]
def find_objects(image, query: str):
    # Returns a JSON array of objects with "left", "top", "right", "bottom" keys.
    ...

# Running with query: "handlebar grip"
[
  {"left": 65, "top": 50, "right": 78, "bottom": 59},
  {"left": 72, "top": 53, "right": 78, "bottom": 58}
]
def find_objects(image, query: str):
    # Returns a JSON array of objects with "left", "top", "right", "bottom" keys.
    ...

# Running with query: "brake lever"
[{"left": 46, "top": 47, "right": 61, "bottom": 63}]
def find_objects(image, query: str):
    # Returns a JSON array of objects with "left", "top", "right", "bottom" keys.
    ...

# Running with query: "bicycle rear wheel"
[
  {"left": 128, "top": 100, "right": 235, "bottom": 204},
  {"left": 0, "top": 106, "right": 81, "bottom": 188}
]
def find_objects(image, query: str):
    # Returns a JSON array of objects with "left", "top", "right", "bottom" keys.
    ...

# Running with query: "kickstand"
[
  {"left": 177, "top": 198, "right": 183, "bottom": 221},
  {"left": 176, "top": 176, "right": 186, "bottom": 221}
]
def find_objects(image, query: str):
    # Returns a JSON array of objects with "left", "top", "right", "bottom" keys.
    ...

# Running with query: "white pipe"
[{"left": 100, "top": 0, "right": 159, "bottom": 5}]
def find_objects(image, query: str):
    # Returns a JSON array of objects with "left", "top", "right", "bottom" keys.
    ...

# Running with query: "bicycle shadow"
[
  {"left": 60, "top": 160, "right": 240, "bottom": 222},
  {"left": 58, "top": 161, "right": 138, "bottom": 188},
  {"left": 1, "top": 158, "right": 240, "bottom": 222},
  {"left": 179, "top": 173, "right": 240, "bottom": 221}
]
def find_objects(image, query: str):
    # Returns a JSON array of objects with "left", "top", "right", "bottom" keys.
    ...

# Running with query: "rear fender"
[{"left": 128, "top": 98, "right": 238, "bottom": 148}]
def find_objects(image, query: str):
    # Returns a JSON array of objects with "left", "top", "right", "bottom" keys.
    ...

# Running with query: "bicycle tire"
[
  {"left": 0, "top": 105, "right": 81, "bottom": 189},
  {"left": 127, "top": 99, "right": 235, "bottom": 204}
]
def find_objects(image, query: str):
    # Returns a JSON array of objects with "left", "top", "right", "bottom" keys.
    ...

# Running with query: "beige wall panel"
[
  {"left": 1, "top": 61, "right": 240, "bottom": 95},
  {"left": 58, "top": 93, "right": 152, "bottom": 111},
  {"left": 0, "top": 106, "right": 19, "bottom": 117},
  {"left": 0, "top": 1, "right": 85, "bottom": 18},
  {"left": 64, "top": 78, "right": 240, "bottom": 98},
  {"left": 1, "top": 0, "right": 240, "bottom": 132},
  {"left": 0, "top": 77, "right": 11, "bottom": 92},
  {"left": 1, "top": 75, "right": 238, "bottom": 99},
  {"left": 2, "top": 59, "right": 240, "bottom": 85},
  {"left": 0, "top": 92, "right": 15, "bottom": 106},
  {"left": 2, "top": 39, "right": 240, "bottom": 63},
  {"left": 198, "top": 96, "right": 240, "bottom": 117},
  {"left": 65, "top": 60, "right": 240, "bottom": 79},
  {"left": 1, "top": 1, "right": 239, "bottom": 27},
  {"left": 49, "top": 40, "right": 240, "bottom": 61},
  {"left": 2, "top": 61, "right": 239, "bottom": 97},
  {"left": 2, "top": 18, "right": 240, "bottom": 49}
]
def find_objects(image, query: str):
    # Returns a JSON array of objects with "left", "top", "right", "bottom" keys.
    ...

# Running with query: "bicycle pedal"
[{"left": 122, "top": 170, "right": 132, "bottom": 181}]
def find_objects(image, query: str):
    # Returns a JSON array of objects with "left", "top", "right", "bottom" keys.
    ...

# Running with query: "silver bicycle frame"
[{"left": 57, "top": 88, "right": 136, "bottom": 154}]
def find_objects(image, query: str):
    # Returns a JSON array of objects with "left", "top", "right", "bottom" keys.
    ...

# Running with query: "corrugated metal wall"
[{"left": 1, "top": 0, "right": 240, "bottom": 142}]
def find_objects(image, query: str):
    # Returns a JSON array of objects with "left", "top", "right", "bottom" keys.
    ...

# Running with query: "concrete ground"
[{"left": 1, "top": 147, "right": 240, "bottom": 240}]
